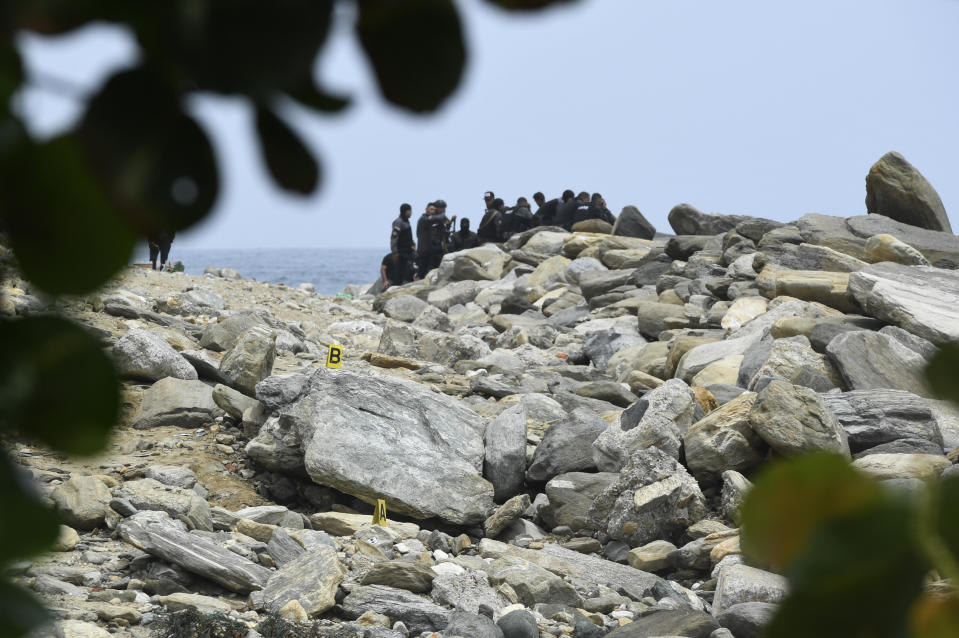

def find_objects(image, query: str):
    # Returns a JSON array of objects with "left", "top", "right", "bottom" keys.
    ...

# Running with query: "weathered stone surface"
[
  {"left": 756, "top": 267, "right": 855, "bottom": 312},
  {"left": 118, "top": 511, "right": 271, "bottom": 593},
  {"left": 717, "top": 602, "right": 778, "bottom": 638},
  {"left": 865, "top": 151, "right": 951, "bottom": 233},
  {"left": 487, "top": 557, "right": 583, "bottom": 607},
  {"left": 51, "top": 475, "right": 112, "bottom": 530},
  {"left": 612, "top": 205, "right": 657, "bottom": 240},
  {"left": 114, "top": 478, "right": 212, "bottom": 531},
  {"left": 865, "top": 234, "right": 931, "bottom": 266},
  {"left": 485, "top": 494, "right": 531, "bottom": 538},
  {"left": 847, "top": 262, "right": 959, "bottom": 346},
  {"left": 431, "top": 569, "right": 502, "bottom": 614},
  {"left": 526, "top": 408, "right": 609, "bottom": 483},
  {"left": 247, "top": 368, "right": 493, "bottom": 525},
  {"left": 361, "top": 561, "right": 435, "bottom": 593},
  {"left": 794, "top": 213, "right": 869, "bottom": 261},
  {"left": 748, "top": 380, "right": 849, "bottom": 458},
  {"left": 219, "top": 326, "right": 276, "bottom": 396},
  {"left": 668, "top": 203, "right": 754, "bottom": 236},
  {"left": 250, "top": 547, "right": 345, "bottom": 616},
  {"left": 58, "top": 620, "right": 112, "bottom": 638},
  {"left": 443, "top": 610, "right": 505, "bottom": 638},
  {"left": 589, "top": 448, "right": 707, "bottom": 546},
  {"left": 382, "top": 295, "right": 429, "bottom": 323},
  {"left": 308, "top": 512, "right": 418, "bottom": 538},
  {"left": 583, "top": 328, "right": 646, "bottom": 372},
  {"left": 606, "top": 609, "right": 719, "bottom": 637},
  {"left": 721, "top": 297, "right": 768, "bottom": 332},
  {"left": 684, "top": 392, "right": 766, "bottom": 483},
  {"left": 377, "top": 322, "right": 491, "bottom": 367},
  {"left": 593, "top": 379, "right": 698, "bottom": 470},
  {"left": 212, "top": 383, "right": 260, "bottom": 420},
  {"left": 821, "top": 390, "right": 943, "bottom": 453},
  {"left": 826, "top": 330, "right": 930, "bottom": 397},
  {"left": 112, "top": 328, "right": 197, "bottom": 381},
  {"left": 143, "top": 465, "right": 197, "bottom": 489},
  {"left": 579, "top": 269, "right": 636, "bottom": 301},
  {"left": 542, "top": 472, "right": 619, "bottom": 532},
  {"left": 428, "top": 280, "right": 480, "bottom": 312},
  {"left": 852, "top": 453, "right": 951, "bottom": 481},
  {"left": 747, "top": 335, "right": 843, "bottom": 392},
  {"left": 156, "top": 592, "right": 233, "bottom": 614},
  {"left": 199, "top": 313, "right": 266, "bottom": 352},
  {"left": 846, "top": 215, "right": 959, "bottom": 267},
  {"left": 340, "top": 585, "right": 451, "bottom": 634},
  {"left": 484, "top": 405, "right": 528, "bottom": 502},
  {"left": 713, "top": 564, "right": 789, "bottom": 615},
  {"left": 131, "top": 377, "right": 219, "bottom": 429},
  {"left": 496, "top": 609, "right": 538, "bottom": 638},
  {"left": 627, "top": 539, "right": 677, "bottom": 572}
]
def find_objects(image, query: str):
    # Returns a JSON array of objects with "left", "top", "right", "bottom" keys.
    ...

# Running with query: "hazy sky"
[{"left": 17, "top": 0, "right": 959, "bottom": 250}]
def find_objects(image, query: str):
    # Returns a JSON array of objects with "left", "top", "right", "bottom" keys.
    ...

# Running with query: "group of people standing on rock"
[{"left": 380, "top": 189, "right": 616, "bottom": 289}]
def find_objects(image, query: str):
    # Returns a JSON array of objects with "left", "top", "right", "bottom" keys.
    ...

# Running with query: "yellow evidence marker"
[
  {"left": 326, "top": 344, "right": 343, "bottom": 369},
  {"left": 372, "top": 499, "right": 387, "bottom": 526}
]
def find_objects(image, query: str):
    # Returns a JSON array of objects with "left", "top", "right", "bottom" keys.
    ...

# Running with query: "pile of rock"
[{"left": 5, "top": 152, "right": 959, "bottom": 638}]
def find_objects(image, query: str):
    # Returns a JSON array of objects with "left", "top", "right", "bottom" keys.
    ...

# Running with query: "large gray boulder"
[
  {"left": 131, "top": 377, "right": 220, "bottom": 429},
  {"left": 847, "top": 262, "right": 959, "bottom": 346},
  {"left": 246, "top": 368, "right": 494, "bottom": 525},
  {"left": 865, "top": 151, "right": 951, "bottom": 233},
  {"left": 526, "top": 408, "right": 609, "bottom": 483},
  {"left": 684, "top": 392, "right": 766, "bottom": 484},
  {"left": 668, "top": 203, "right": 756, "bottom": 236},
  {"left": 748, "top": 380, "right": 850, "bottom": 458},
  {"left": 444, "top": 611, "right": 505, "bottom": 638},
  {"left": 249, "top": 547, "right": 345, "bottom": 616},
  {"left": 717, "top": 602, "right": 778, "bottom": 638},
  {"left": 219, "top": 326, "right": 276, "bottom": 396},
  {"left": 382, "top": 295, "right": 429, "bottom": 323},
  {"left": 846, "top": 215, "right": 959, "bottom": 268},
  {"left": 113, "top": 478, "right": 212, "bottom": 531},
  {"left": 542, "top": 472, "right": 619, "bottom": 532},
  {"left": 745, "top": 335, "right": 843, "bottom": 392},
  {"left": 484, "top": 405, "right": 528, "bottom": 502},
  {"left": 339, "top": 585, "right": 450, "bottom": 634},
  {"left": 592, "top": 379, "right": 698, "bottom": 471},
  {"left": 583, "top": 328, "right": 647, "bottom": 372},
  {"left": 199, "top": 313, "right": 266, "bottom": 352},
  {"left": 588, "top": 447, "right": 707, "bottom": 546},
  {"left": 487, "top": 557, "right": 583, "bottom": 607},
  {"left": 605, "top": 609, "right": 719, "bottom": 638},
  {"left": 50, "top": 475, "right": 112, "bottom": 530},
  {"left": 112, "top": 329, "right": 197, "bottom": 381},
  {"left": 377, "top": 322, "right": 491, "bottom": 366},
  {"left": 713, "top": 564, "right": 789, "bottom": 615},
  {"left": 826, "top": 330, "right": 930, "bottom": 397},
  {"left": 821, "top": 390, "right": 944, "bottom": 453},
  {"left": 612, "top": 205, "right": 656, "bottom": 240},
  {"left": 794, "top": 213, "right": 869, "bottom": 261}
]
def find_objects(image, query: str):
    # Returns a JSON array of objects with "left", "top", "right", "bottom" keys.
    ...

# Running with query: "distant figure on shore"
[
  {"left": 501, "top": 197, "right": 533, "bottom": 240},
  {"left": 416, "top": 200, "right": 452, "bottom": 277},
  {"left": 532, "top": 191, "right": 560, "bottom": 227},
  {"left": 450, "top": 218, "right": 479, "bottom": 251},
  {"left": 390, "top": 202, "right": 414, "bottom": 284},
  {"left": 592, "top": 193, "right": 616, "bottom": 224},
  {"left": 477, "top": 197, "right": 506, "bottom": 244},
  {"left": 148, "top": 230, "right": 175, "bottom": 271},
  {"left": 553, "top": 189, "right": 579, "bottom": 231}
]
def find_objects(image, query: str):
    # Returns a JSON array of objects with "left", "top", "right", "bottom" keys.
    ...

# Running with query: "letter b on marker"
[{"left": 326, "top": 345, "right": 343, "bottom": 369}]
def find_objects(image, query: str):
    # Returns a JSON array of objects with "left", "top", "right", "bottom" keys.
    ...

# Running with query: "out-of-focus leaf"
[
  {"left": 254, "top": 105, "right": 319, "bottom": 195},
  {"left": 0, "top": 450, "right": 59, "bottom": 566},
  {"left": 912, "top": 593, "right": 959, "bottom": 638},
  {"left": 0, "top": 315, "right": 119, "bottom": 456},
  {"left": 765, "top": 495, "right": 926, "bottom": 638},
  {"left": 925, "top": 344, "right": 959, "bottom": 406},
  {"left": 0, "top": 580, "right": 51, "bottom": 638},
  {"left": 0, "top": 135, "right": 136, "bottom": 295},
  {"left": 79, "top": 65, "right": 218, "bottom": 235},
  {"left": 483, "top": 0, "right": 579, "bottom": 10},
  {"left": 356, "top": 0, "right": 466, "bottom": 113},
  {"left": 740, "top": 454, "right": 882, "bottom": 571},
  {"left": 932, "top": 474, "right": 959, "bottom": 566},
  {"left": 0, "top": 46, "right": 22, "bottom": 114},
  {"left": 138, "top": 0, "right": 334, "bottom": 98},
  {"left": 287, "top": 81, "right": 351, "bottom": 114}
]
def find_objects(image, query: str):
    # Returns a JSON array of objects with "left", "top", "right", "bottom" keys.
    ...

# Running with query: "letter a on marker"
[
  {"left": 326, "top": 345, "right": 343, "bottom": 369},
  {"left": 372, "top": 499, "right": 387, "bottom": 526}
]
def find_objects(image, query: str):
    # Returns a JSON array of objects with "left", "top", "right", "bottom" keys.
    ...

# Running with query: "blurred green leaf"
[
  {"left": 0, "top": 46, "right": 22, "bottom": 114},
  {"left": 356, "top": 0, "right": 466, "bottom": 113},
  {"left": 766, "top": 494, "right": 926, "bottom": 638},
  {"left": 0, "top": 450, "right": 59, "bottom": 566},
  {"left": 930, "top": 475, "right": 959, "bottom": 575},
  {"left": 79, "top": 65, "right": 219, "bottom": 235},
  {"left": 0, "top": 580, "right": 51, "bottom": 638},
  {"left": 0, "top": 134, "right": 137, "bottom": 295},
  {"left": 141, "top": 0, "right": 334, "bottom": 98},
  {"left": 483, "top": 0, "right": 579, "bottom": 10},
  {"left": 741, "top": 454, "right": 883, "bottom": 571},
  {"left": 925, "top": 344, "right": 959, "bottom": 406},
  {"left": 286, "top": 81, "right": 351, "bottom": 114},
  {"left": 911, "top": 594, "right": 959, "bottom": 638},
  {"left": 254, "top": 105, "right": 320, "bottom": 195},
  {"left": 0, "top": 315, "right": 119, "bottom": 456}
]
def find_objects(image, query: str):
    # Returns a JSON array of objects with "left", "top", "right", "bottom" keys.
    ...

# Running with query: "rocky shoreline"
[{"left": 5, "top": 154, "right": 959, "bottom": 638}]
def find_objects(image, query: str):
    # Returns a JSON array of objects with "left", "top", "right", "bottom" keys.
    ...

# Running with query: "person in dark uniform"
[
  {"left": 450, "top": 218, "right": 479, "bottom": 251},
  {"left": 380, "top": 252, "right": 402, "bottom": 290},
  {"left": 415, "top": 202, "right": 437, "bottom": 278},
  {"left": 478, "top": 197, "right": 506, "bottom": 244},
  {"left": 501, "top": 197, "right": 534, "bottom": 240},
  {"left": 592, "top": 193, "right": 616, "bottom": 224},
  {"left": 148, "top": 230, "right": 175, "bottom": 270},
  {"left": 532, "top": 191, "right": 560, "bottom": 227},
  {"left": 390, "top": 202, "right": 414, "bottom": 284},
  {"left": 416, "top": 201, "right": 452, "bottom": 277},
  {"left": 553, "top": 189, "right": 579, "bottom": 231},
  {"left": 571, "top": 191, "right": 600, "bottom": 226}
]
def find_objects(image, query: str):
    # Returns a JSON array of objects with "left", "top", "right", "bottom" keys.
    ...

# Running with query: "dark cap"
[
  {"left": 483, "top": 191, "right": 495, "bottom": 199},
  {"left": 433, "top": 199, "right": 447, "bottom": 208}
]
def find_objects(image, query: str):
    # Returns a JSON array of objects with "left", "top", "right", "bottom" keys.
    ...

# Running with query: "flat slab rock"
[
  {"left": 848, "top": 262, "right": 959, "bottom": 346},
  {"left": 339, "top": 584, "right": 451, "bottom": 634},
  {"left": 118, "top": 511, "right": 270, "bottom": 593}
]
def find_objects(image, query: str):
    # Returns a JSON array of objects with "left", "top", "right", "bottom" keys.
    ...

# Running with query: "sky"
[{"left": 15, "top": 0, "right": 959, "bottom": 250}]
